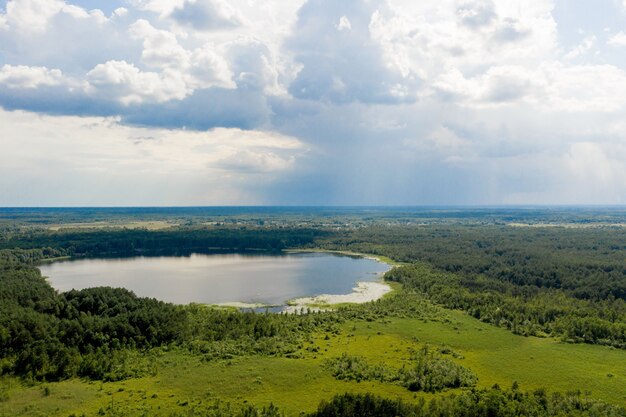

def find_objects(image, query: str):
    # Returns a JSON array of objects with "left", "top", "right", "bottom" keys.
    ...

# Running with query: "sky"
[{"left": 1, "top": 0, "right": 626, "bottom": 206}]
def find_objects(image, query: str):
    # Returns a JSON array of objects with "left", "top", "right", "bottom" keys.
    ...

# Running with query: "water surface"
[{"left": 39, "top": 252, "right": 389, "bottom": 305}]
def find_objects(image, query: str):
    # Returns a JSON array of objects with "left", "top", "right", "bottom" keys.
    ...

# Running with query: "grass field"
[
  {"left": 2, "top": 302, "right": 624, "bottom": 417},
  {"left": 46, "top": 221, "right": 177, "bottom": 231}
]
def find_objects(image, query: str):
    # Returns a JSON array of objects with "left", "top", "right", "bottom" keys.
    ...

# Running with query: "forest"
[{"left": 0, "top": 208, "right": 625, "bottom": 416}]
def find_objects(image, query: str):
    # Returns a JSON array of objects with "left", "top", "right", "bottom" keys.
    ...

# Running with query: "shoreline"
[
  {"left": 44, "top": 248, "right": 398, "bottom": 312},
  {"left": 283, "top": 280, "right": 392, "bottom": 313},
  {"left": 284, "top": 248, "right": 402, "bottom": 267},
  {"left": 219, "top": 249, "right": 397, "bottom": 313}
]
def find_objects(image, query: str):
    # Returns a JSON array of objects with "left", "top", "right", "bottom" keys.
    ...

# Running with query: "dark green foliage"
[
  {"left": 61, "top": 287, "right": 188, "bottom": 349},
  {"left": 307, "top": 388, "right": 626, "bottom": 417},
  {"left": 0, "top": 227, "right": 325, "bottom": 257},
  {"left": 325, "top": 347, "right": 477, "bottom": 392},
  {"left": 316, "top": 225, "right": 626, "bottom": 348},
  {"left": 318, "top": 225, "right": 626, "bottom": 301},
  {"left": 310, "top": 393, "right": 420, "bottom": 417},
  {"left": 0, "top": 258, "right": 188, "bottom": 380},
  {"left": 78, "top": 348, "right": 158, "bottom": 381},
  {"left": 399, "top": 346, "right": 477, "bottom": 392},
  {"left": 325, "top": 354, "right": 393, "bottom": 383},
  {"left": 386, "top": 263, "right": 626, "bottom": 348}
]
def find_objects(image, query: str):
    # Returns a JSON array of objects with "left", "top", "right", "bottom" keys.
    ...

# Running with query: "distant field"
[
  {"left": 46, "top": 221, "right": 177, "bottom": 231},
  {"left": 3, "top": 306, "right": 624, "bottom": 417},
  {"left": 507, "top": 222, "right": 626, "bottom": 228}
]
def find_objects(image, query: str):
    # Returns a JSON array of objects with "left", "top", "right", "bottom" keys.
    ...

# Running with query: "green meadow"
[{"left": 2, "top": 300, "right": 624, "bottom": 417}]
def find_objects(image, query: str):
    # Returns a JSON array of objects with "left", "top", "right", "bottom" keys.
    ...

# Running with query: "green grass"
[
  {"left": 46, "top": 220, "right": 177, "bottom": 231},
  {"left": 352, "top": 313, "right": 626, "bottom": 405},
  {"left": 2, "top": 307, "right": 625, "bottom": 416}
]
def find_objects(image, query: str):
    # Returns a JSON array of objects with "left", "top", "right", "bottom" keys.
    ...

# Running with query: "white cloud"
[
  {"left": 369, "top": 0, "right": 558, "bottom": 91},
  {"left": 543, "top": 63, "right": 626, "bottom": 112},
  {"left": 130, "top": 19, "right": 190, "bottom": 69},
  {"left": 79, "top": 20, "right": 235, "bottom": 105},
  {"left": 85, "top": 60, "right": 189, "bottom": 104},
  {"left": 128, "top": 19, "right": 235, "bottom": 89},
  {"left": 113, "top": 8, "right": 129, "bottom": 18},
  {"left": 189, "top": 45, "right": 235, "bottom": 89},
  {"left": 337, "top": 16, "right": 351, "bottom": 31},
  {"left": 564, "top": 35, "right": 596, "bottom": 59},
  {"left": 2, "top": 0, "right": 64, "bottom": 33},
  {"left": 0, "top": 108, "right": 308, "bottom": 205},
  {"left": 431, "top": 65, "right": 542, "bottom": 107},
  {"left": 608, "top": 31, "right": 626, "bottom": 46},
  {"left": 0, "top": 64, "right": 64, "bottom": 89}
]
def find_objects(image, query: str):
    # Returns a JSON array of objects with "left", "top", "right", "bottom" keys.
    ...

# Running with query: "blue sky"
[{"left": 1, "top": 0, "right": 626, "bottom": 206}]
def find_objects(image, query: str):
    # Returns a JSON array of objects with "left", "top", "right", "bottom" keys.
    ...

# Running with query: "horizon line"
[{"left": 2, "top": 205, "right": 626, "bottom": 210}]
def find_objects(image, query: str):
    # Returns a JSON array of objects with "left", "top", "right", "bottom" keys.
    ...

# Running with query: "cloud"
[
  {"left": 493, "top": 18, "right": 530, "bottom": 42},
  {"left": 129, "top": 19, "right": 190, "bottom": 69},
  {"left": 564, "top": 35, "right": 596, "bottom": 59},
  {"left": 170, "top": 0, "right": 242, "bottom": 31},
  {"left": 0, "top": 108, "right": 308, "bottom": 205},
  {"left": 286, "top": 0, "right": 418, "bottom": 104},
  {"left": 1, "top": 0, "right": 626, "bottom": 205},
  {"left": 1, "top": 0, "right": 64, "bottom": 33},
  {"left": 337, "top": 15, "right": 351, "bottom": 31},
  {"left": 431, "top": 65, "right": 539, "bottom": 106},
  {"left": 559, "top": 142, "right": 626, "bottom": 203},
  {"left": 85, "top": 60, "right": 190, "bottom": 105},
  {"left": 608, "top": 31, "right": 626, "bottom": 46},
  {"left": 0, "top": 64, "right": 64, "bottom": 89},
  {"left": 457, "top": 0, "right": 496, "bottom": 29},
  {"left": 543, "top": 63, "right": 626, "bottom": 112}
]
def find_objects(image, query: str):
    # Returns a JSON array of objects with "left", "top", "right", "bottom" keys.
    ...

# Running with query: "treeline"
[
  {"left": 0, "top": 227, "right": 327, "bottom": 258},
  {"left": 316, "top": 225, "right": 626, "bottom": 301},
  {"left": 307, "top": 388, "right": 626, "bottom": 417},
  {"left": 387, "top": 263, "right": 626, "bottom": 348}
]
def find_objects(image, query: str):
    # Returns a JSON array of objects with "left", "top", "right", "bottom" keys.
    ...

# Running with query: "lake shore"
[
  {"left": 279, "top": 249, "right": 397, "bottom": 312},
  {"left": 215, "top": 250, "right": 396, "bottom": 313},
  {"left": 284, "top": 248, "right": 403, "bottom": 267},
  {"left": 283, "top": 280, "right": 392, "bottom": 313}
]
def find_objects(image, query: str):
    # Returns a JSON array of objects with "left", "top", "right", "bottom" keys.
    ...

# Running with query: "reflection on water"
[{"left": 39, "top": 252, "right": 389, "bottom": 305}]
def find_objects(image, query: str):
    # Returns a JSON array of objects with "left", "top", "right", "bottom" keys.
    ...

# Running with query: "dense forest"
[
  {"left": 316, "top": 226, "right": 626, "bottom": 347},
  {"left": 0, "top": 227, "right": 326, "bottom": 256}
]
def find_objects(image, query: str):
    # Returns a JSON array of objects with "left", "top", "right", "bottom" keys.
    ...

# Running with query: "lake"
[{"left": 39, "top": 252, "right": 390, "bottom": 306}]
